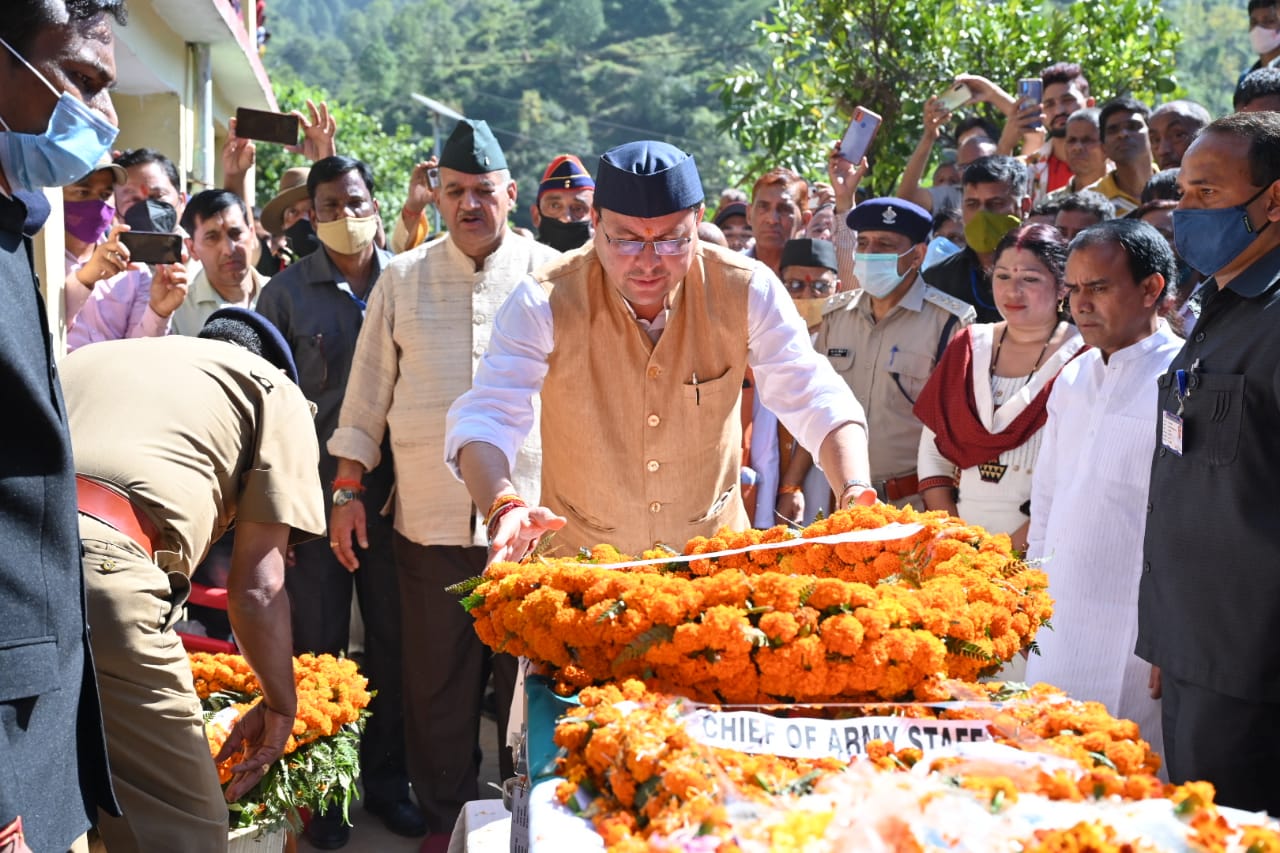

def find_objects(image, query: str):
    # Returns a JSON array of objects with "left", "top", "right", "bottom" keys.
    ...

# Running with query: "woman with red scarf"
[{"left": 914, "top": 223, "right": 1087, "bottom": 553}]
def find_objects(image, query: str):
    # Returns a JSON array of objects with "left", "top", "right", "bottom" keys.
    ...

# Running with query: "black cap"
[
  {"left": 713, "top": 201, "right": 748, "bottom": 226},
  {"left": 780, "top": 238, "right": 838, "bottom": 273},
  {"left": 438, "top": 119, "right": 507, "bottom": 174},
  {"left": 594, "top": 141, "right": 703, "bottom": 218},
  {"left": 201, "top": 307, "right": 299, "bottom": 384}
]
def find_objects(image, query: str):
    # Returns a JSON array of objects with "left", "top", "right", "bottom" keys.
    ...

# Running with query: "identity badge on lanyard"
[{"left": 1161, "top": 358, "right": 1198, "bottom": 456}]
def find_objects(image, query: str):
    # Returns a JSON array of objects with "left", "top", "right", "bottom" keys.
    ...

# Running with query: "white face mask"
[
  {"left": 853, "top": 249, "right": 914, "bottom": 298},
  {"left": 1252, "top": 24, "right": 1280, "bottom": 55},
  {"left": 315, "top": 214, "right": 379, "bottom": 256}
]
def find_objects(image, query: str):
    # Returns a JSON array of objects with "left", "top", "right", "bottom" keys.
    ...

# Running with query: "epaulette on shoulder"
[
  {"left": 822, "top": 289, "right": 857, "bottom": 315},
  {"left": 923, "top": 286, "right": 977, "bottom": 321}
]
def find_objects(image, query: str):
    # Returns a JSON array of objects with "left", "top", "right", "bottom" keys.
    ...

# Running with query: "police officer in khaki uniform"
[
  {"left": 62, "top": 309, "right": 327, "bottom": 853},
  {"left": 817, "top": 198, "right": 975, "bottom": 507}
]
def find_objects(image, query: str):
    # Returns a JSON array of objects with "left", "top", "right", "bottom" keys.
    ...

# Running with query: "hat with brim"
[
  {"left": 594, "top": 141, "right": 703, "bottom": 218},
  {"left": 260, "top": 167, "right": 311, "bottom": 236},
  {"left": 845, "top": 197, "right": 932, "bottom": 245},
  {"left": 78, "top": 152, "right": 127, "bottom": 186},
  {"left": 201, "top": 307, "right": 299, "bottom": 384}
]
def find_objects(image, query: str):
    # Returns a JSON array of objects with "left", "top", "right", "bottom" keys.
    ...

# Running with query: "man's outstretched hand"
[{"left": 215, "top": 703, "right": 296, "bottom": 802}]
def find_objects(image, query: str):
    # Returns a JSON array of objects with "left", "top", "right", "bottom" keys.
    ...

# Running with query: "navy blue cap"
[
  {"left": 538, "top": 154, "right": 594, "bottom": 199},
  {"left": 201, "top": 307, "right": 299, "bottom": 384},
  {"left": 439, "top": 119, "right": 507, "bottom": 174},
  {"left": 595, "top": 141, "right": 703, "bottom": 218},
  {"left": 780, "top": 238, "right": 838, "bottom": 273},
  {"left": 846, "top": 198, "right": 932, "bottom": 244}
]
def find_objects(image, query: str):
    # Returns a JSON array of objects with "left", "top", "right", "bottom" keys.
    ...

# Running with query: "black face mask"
[
  {"left": 284, "top": 218, "right": 320, "bottom": 258},
  {"left": 537, "top": 217, "right": 591, "bottom": 252}
]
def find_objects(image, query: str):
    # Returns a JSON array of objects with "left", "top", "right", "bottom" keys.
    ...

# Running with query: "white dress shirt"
[
  {"left": 446, "top": 263, "right": 866, "bottom": 481},
  {"left": 1026, "top": 320, "right": 1182, "bottom": 760}
]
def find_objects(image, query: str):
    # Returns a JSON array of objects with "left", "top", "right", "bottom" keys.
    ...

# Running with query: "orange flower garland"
[
  {"left": 466, "top": 505, "right": 1051, "bottom": 702},
  {"left": 552, "top": 680, "right": 1280, "bottom": 853},
  {"left": 192, "top": 651, "right": 371, "bottom": 759}
]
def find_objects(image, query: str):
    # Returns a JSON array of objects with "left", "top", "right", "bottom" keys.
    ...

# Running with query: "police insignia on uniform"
[
  {"left": 882, "top": 207, "right": 897, "bottom": 225},
  {"left": 827, "top": 348, "right": 850, "bottom": 358}
]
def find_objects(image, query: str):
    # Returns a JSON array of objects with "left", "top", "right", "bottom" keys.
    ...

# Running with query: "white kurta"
[{"left": 1025, "top": 321, "right": 1182, "bottom": 757}]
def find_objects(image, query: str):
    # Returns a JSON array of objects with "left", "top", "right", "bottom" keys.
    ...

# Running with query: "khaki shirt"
[
  {"left": 63, "top": 335, "right": 327, "bottom": 577},
  {"left": 816, "top": 275, "right": 974, "bottom": 482},
  {"left": 330, "top": 232, "right": 557, "bottom": 547},
  {"left": 168, "top": 266, "right": 266, "bottom": 337}
]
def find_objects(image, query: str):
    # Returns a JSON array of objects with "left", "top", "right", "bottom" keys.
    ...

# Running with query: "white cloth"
[
  {"left": 1025, "top": 321, "right": 1181, "bottom": 756},
  {"left": 917, "top": 323, "right": 1086, "bottom": 535},
  {"left": 445, "top": 264, "right": 865, "bottom": 481},
  {"left": 749, "top": 398, "right": 831, "bottom": 529}
]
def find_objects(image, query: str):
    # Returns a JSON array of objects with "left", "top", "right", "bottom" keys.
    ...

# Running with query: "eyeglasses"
[
  {"left": 604, "top": 231, "right": 692, "bottom": 256},
  {"left": 784, "top": 278, "right": 835, "bottom": 296}
]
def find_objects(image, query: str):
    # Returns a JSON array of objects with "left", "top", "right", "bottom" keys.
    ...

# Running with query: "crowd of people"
[{"left": 6, "top": 1, "right": 1280, "bottom": 853}]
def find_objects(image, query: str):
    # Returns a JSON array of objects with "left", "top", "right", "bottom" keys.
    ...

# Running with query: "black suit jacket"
[{"left": 0, "top": 190, "right": 116, "bottom": 851}]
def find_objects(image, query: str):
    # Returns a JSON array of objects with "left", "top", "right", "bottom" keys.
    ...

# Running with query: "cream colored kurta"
[{"left": 329, "top": 232, "right": 557, "bottom": 546}]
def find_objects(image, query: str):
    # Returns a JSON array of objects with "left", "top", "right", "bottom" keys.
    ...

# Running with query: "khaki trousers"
[{"left": 80, "top": 516, "right": 228, "bottom": 853}]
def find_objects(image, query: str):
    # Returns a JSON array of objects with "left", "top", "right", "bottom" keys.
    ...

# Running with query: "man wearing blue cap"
[
  {"left": 531, "top": 153, "right": 595, "bottom": 252},
  {"left": 817, "top": 197, "right": 975, "bottom": 509},
  {"left": 62, "top": 311, "right": 327, "bottom": 851},
  {"left": 329, "top": 118, "right": 555, "bottom": 839},
  {"left": 446, "top": 140, "right": 874, "bottom": 562}
]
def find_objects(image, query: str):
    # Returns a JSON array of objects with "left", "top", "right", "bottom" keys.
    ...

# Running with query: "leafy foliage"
[
  {"left": 263, "top": 0, "right": 774, "bottom": 224},
  {"left": 718, "top": 0, "right": 1182, "bottom": 195}
]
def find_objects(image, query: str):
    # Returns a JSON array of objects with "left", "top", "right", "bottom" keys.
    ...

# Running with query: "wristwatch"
[{"left": 332, "top": 487, "right": 361, "bottom": 507}]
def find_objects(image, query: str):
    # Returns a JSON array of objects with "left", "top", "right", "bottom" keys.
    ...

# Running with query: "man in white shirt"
[
  {"left": 445, "top": 140, "right": 875, "bottom": 563},
  {"left": 1026, "top": 219, "right": 1182, "bottom": 755}
]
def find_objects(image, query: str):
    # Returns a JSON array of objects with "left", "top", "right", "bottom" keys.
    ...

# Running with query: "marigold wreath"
[{"left": 464, "top": 504, "right": 1053, "bottom": 703}]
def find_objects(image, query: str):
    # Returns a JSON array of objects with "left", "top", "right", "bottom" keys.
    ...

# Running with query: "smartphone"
[
  {"left": 839, "top": 106, "right": 882, "bottom": 165},
  {"left": 119, "top": 231, "right": 183, "bottom": 265},
  {"left": 1017, "top": 78, "right": 1044, "bottom": 130},
  {"left": 937, "top": 83, "right": 972, "bottom": 112},
  {"left": 234, "top": 107, "right": 299, "bottom": 145},
  {"left": 426, "top": 167, "right": 440, "bottom": 190}
]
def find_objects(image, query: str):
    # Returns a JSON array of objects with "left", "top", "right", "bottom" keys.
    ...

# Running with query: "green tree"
[
  {"left": 1163, "top": 0, "right": 1251, "bottom": 115},
  {"left": 253, "top": 80, "right": 428, "bottom": 220},
  {"left": 718, "top": 0, "right": 1181, "bottom": 194}
]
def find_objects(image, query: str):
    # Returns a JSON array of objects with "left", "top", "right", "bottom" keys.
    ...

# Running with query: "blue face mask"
[
  {"left": 0, "top": 37, "right": 118, "bottom": 192},
  {"left": 854, "top": 249, "right": 914, "bottom": 298},
  {"left": 1173, "top": 183, "right": 1273, "bottom": 276}
]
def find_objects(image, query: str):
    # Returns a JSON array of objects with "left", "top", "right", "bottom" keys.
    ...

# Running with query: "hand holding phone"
[
  {"left": 937, "top": 83, "right": 972, "bottom": 112},
  {"left": 1017, "top": 79, "right": 1044, "bottom": 131},
  {"left": 839, "top": 106, "right": 883, "bottom": 165},
  {"left": 234, "top": 107, "right": 300, "bottom": 146},
  {"left": 119, "top": 231, "right": 184, "bottom": 265}
]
